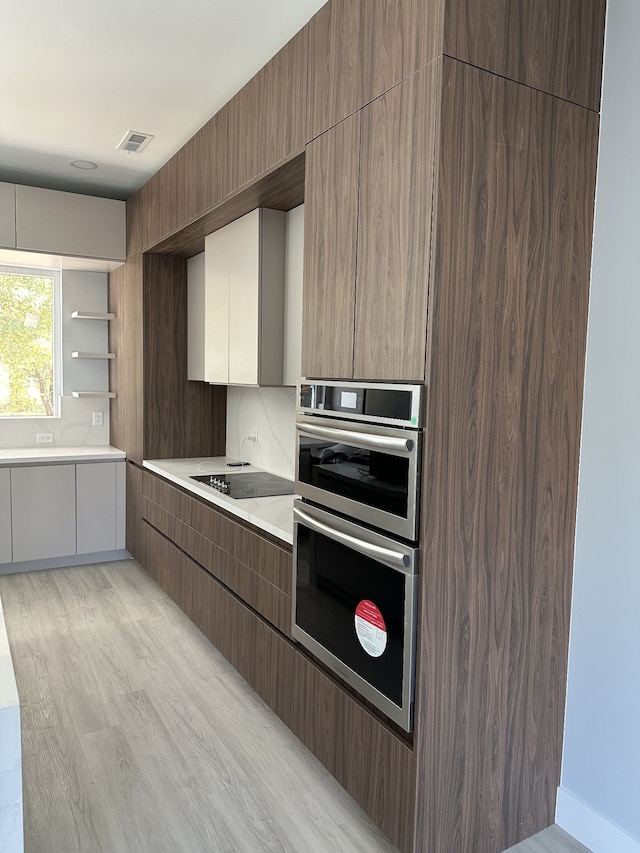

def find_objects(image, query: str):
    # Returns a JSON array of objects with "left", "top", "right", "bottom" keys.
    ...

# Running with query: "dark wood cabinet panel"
[
  {"left": 143, "top": 253, "right": 226, "bottom": 461},
  {"left": 443, "top": 0, "right": 606, "bottom": 111},
  {"left": 109, "top": 253, "right": 144, "bottom": 462},
  {"left": 364, "top": 0, "right": 443, "bottom": 108},
  {"left": 306, "top": 0, "right": 442, "bottom": 142},
  {"left": 227, "top": 29, "right": 306, "bottom": 192},
  {"left": 125, "top": 461, "right": 144, "bottom": 561},
  {"left": 354, "top": 62, "right": 439, "bottom": 381},
  {"left": 301, "top": 112, "right": 360, "bottom": 379},
  {"left": 291, "top": 652, "right": 415, "bottom": 853},
  {"left": 108, "top": 253, "right": 226, "bottom": 465},
  {"left": 125, "top": 187, "right": 144, "bottom": 258},
  {"left": 306, "top": 0, "right": 364, "bottom": 142},
  {"left": 413, "top": 59, "right": 599, "bottom": 853},
  {"left": 142, "top": 471, "right": 293, "bottom": 634}
]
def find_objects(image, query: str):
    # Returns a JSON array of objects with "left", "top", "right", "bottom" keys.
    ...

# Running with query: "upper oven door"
[{"left": 295, "top": 415, "right": 421, "bottom": 540}]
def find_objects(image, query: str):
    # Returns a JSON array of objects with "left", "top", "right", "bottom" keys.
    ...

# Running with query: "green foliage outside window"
[{"left": 0, "top": 272, "right": 55, "bottom": 416}]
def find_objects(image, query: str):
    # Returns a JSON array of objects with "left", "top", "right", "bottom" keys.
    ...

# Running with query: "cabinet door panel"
[
  {"left": 301, "top": 113, "right": 360, "bottom": 379},
  {"left": 0, "top": 469, "right": 11, "bottom": 563},
  {"left": 306, "top": 0, "right": 364, "bottom": 141},
  {"left": 443, "top": 0, "right": 606, "bottom": 112},
  {"left": 227, "top": 211, "right": 260, "bottom": 385},
  {"left": 11, "top": 465, "right": 76, "bottom": 562},
  {"left": 227, "top": 30, "right": 306, "bottom": 191},
  {"left": 76, "top": 462, "right": 117, "bottom": 554},
  {"left": 354, "top": 63, "right": 439, "bottom": 381},
  {"left": 204, "top": 227, "right": 230, "bottom": 384}
]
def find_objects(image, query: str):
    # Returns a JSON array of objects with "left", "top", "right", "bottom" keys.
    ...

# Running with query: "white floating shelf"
[
  {"left": 71, "top": 311, "right": 115, "bottom": 321},
  {"left": 72, "top": 352, "right": 116, "bottom": 359},
  {"left": 72, "top": 391, "right": 116, "bottom": 399}
]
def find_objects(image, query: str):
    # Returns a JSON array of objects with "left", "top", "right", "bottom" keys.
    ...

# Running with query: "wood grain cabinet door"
[
  {"left": 353, "top": 61, "right": 440, "bottom": 381},
  {"left": 301, "top": 112, "right": 360, "bottom": 380}
]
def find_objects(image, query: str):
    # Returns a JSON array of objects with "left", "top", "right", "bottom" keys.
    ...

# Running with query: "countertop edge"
[
  {"left": 143, "top": 458, "right": 294, "bottom": 546},
  {"left": 0, "top": 446, "right": 127, "bottom": 466}
]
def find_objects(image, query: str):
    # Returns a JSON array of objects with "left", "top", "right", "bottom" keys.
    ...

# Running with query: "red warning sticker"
[{"left": 354, "top": 600, "right": 387, "bottom": 658}]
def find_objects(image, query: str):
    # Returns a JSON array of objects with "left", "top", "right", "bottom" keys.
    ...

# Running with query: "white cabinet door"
[
  {"left": 76, "top": 462, "right": 118, "bottom": 554},
  {"left": 227, "top": 210, "right": 261, "bottom": 385},
  {"left": 15, "top": 185, "right": 125, "bottom": 261},
  {"left": 11, "top": 465, "right": 76, "bottom": 562},
  {"left": 0, "top": 469, "right": 12, "bottom": 563},
  {"left": 203, "top": 208, "right": 286, "bottom": 387},
  {"left": 0, "top": 182, "right": 16, "bottom": 249},
  {"left": 204, "top": 226, "right": 230, "bottom": 383}
]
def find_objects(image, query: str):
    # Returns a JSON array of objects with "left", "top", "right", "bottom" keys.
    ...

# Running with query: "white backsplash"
[
  {"left": 0, "top": 395, "right": 109, "bottom": 448},
  {"left": 226, "top": 386, "right": 296, "bottom": 479}
]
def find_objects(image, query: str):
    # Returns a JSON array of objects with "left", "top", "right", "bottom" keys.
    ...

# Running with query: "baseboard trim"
[
  {"left": 0, "top": 550, "right": 132, "bottom": 575},
  {"left": 556, "top": 787, "right": 640, "bottom": 853}
]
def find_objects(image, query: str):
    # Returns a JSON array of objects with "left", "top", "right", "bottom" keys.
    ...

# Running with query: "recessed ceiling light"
[{"left": 69, "top": 159, "right": 98, "bottom": 170}]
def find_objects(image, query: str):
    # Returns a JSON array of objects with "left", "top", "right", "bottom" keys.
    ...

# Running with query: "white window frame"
[{"left": 0, "top": 263, "right": 62, "bottom": 418}]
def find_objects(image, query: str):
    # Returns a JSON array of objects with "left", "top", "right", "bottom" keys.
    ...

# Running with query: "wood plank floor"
[{"left": 0, "top": 561, "right": 593, "bottom": 853}]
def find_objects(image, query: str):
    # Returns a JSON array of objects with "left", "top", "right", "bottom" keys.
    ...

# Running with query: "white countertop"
[
  {"left": 0, "top": 445, "right": 126, "bottom": 466},
  {"left": 143, "top": 457, "right": 294, "bottom": 546}
]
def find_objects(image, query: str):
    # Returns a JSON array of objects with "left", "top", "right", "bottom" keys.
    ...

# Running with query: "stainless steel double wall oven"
[{"left": 293, "top": 381, "right": 423, "bottom": 731}]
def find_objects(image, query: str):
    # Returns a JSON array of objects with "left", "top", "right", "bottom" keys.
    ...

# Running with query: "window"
[{"left": 0, "top": 265, "right": 61, "bottom": 417}]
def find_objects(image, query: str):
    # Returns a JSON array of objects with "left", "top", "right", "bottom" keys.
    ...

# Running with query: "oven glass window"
[
  {"left": 298, "top": 436, "right": 410, "bottom": 519},
  {"left": 295, "top": 523, "right": 406, "bottom": 706}
]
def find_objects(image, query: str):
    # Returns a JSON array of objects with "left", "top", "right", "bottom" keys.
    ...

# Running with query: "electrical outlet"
[
  {"left": 92, "top": 411, "right": 104, "bottom": 427},
  {"left": 36, "top": 433, "right": 54, "bottom": 444},
  {"left": 249, "top": 427, "right": 258, "bottom": 444}
]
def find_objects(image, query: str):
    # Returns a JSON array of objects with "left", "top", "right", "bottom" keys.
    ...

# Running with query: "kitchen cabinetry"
[
  {"left": 140, "top": 469, "right": 415, "bottom": 853},
  {"left": 0, "top": 470, "right": 12, "bottom": 564},
  {"left": 0, "top": 181, "right": 15, "bottom": 248},
  {"left": 302, "top": 63, "right": 438, "bottom": 381},
  {"left": 109, "top": 253, "right": 226, "bottom": 466},
  {"left": 76, "top": 462, "right": 125, "bottom": 554},
  {"left": 11, "top": 465, "right": 76, "bottom": 562},
  {"left": 14, "top": 185, "right": 125, "bottom": 261},
  {"left": 6, "top": 460, "right": 126, "bottom": 565},
  {"left": 305, "top": 0, "right": 440, "bottom": 142},
  {"left": 227, "top": 30, "right": 306, "bottom": 192},
  {"left": 204, "top": 208, "right": 286, "bottom": 386}
]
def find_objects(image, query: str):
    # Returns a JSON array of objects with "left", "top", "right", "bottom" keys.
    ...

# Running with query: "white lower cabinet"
[
  {"left": 11, "top": 465, "right": 77, "bottom": 562},
  {"left": 0, "top": 469, "right": 12, "bottom": 563},
  {"left": 5, "top": 459, "right": 125, "bottom": 565},
  {"left": 76, "top": 461, "right": 125, "bottom": 553}
]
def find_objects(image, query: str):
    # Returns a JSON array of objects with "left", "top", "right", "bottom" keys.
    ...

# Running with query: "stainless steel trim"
[
  {"left": 293, "top": 504, "right": 411, "bottom": 570},
  {"left": 295, "top": 420, "right": 413, "bottom": 453},
  {"left": 298, "top": 380, "right": 424, "bottom": 428},
  {"left": 291, "top": 500, "right": 419, "bottom": 731},
  {"left": 295, "top": 415, "right": 421, "bottom": 540}
]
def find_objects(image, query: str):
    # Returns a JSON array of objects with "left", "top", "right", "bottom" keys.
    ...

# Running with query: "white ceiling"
[{"left": 0, "top": 0, "right": 327, "bottom": 201}]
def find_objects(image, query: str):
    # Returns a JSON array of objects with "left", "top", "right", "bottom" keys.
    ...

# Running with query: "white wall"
[
  {"left": 558, "top": 2, "right": 640, "bottom": 851},
  {"left": 0, "top": 267, "right": 110, "bottom": 448}
]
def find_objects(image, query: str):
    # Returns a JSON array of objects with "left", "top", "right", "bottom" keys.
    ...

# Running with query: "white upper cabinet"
[
  {"left": 0, "top": 181, "right": 16, "bottom": 248},
  {"left": 204, "top": 208, "right": 286, "bottom": 386},
  {"left": 14, "top": 185, "right": 126, "bottom": 261}
]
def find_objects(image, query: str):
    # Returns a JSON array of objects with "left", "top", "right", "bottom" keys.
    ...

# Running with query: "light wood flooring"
[{"left": 0, "top": 561, "right": 593, "bottom": 853}]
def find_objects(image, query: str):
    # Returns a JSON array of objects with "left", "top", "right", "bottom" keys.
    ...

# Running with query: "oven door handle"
[
  {"left": 296, "top": 421, "right": 414, "bottom": 453},
  {"left": 293, "top": 506, "right": 411, "bottom": 570}
]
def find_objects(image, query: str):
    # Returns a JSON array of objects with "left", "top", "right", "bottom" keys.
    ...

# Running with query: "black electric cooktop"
[{"left": 190, "top": 471, "right": 294, "bottom": 500}]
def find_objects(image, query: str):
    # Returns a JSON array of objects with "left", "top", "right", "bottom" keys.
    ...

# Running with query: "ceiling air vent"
[{"left": 116, "top": 130, "right": 154, "bottom": 153}]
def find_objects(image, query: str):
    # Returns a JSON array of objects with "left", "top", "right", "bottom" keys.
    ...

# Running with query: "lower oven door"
[{"left": 292, "top": 499, "right": 418, "bottom": 732}]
